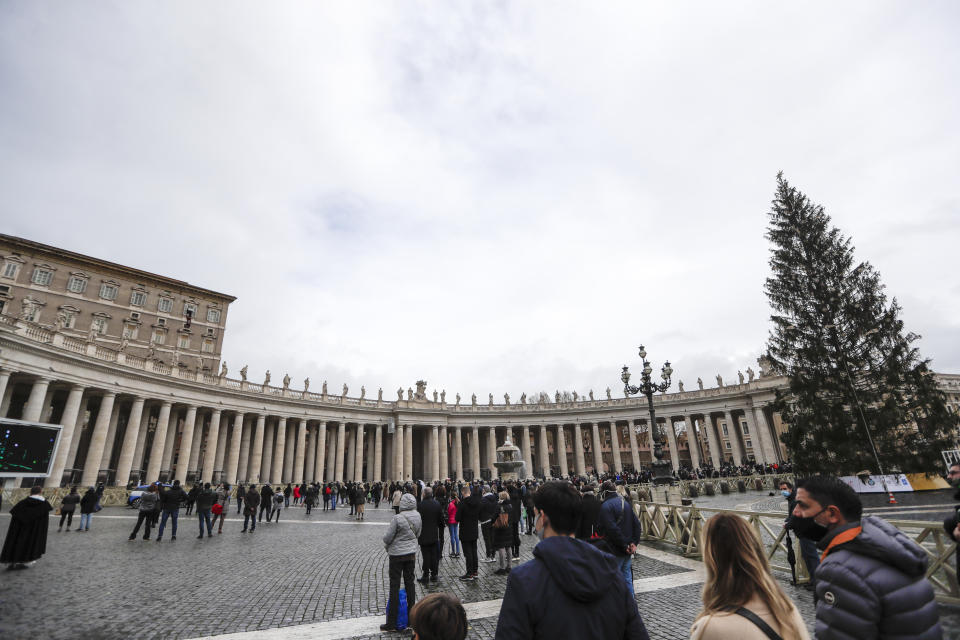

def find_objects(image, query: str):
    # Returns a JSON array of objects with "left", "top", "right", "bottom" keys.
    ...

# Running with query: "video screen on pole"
[{"left": 0, "top": 419, "right": 62, "bottom": 477}]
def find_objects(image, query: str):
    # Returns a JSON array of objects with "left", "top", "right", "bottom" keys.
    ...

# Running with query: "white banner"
[{"left": 839, "top": 474, "right": 913, "bottom": 493}]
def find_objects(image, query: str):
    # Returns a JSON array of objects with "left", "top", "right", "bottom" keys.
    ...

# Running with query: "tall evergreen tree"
[{"left": 764, "top": 173, "right": 957, "bottom": 475}]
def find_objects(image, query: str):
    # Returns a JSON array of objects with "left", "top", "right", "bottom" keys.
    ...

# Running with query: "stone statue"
[
  {"left": 488, "top": 393, "right": 494, "bottom": 406},
  {"left": 282, "top": 373, "right": 291, "bottom": 389},
  {"left": 440, "top": 390, "right": 446, "bottom": 403},
  {"left": 195, "top": 355, "right": 203, "bottom": 371},
  {"left": 263, "top": 370, "right": 271, "bottom": 386},
  {"left": 572, "top": 391, "right": 579, "bottom": 402},
  {"left": 322, "top": 380, "right": 328, "bottom": 396},
  {"left": 520, "top": 393, "right": 526, "bottom": 405},
  {"left": 408, "top": 388, "right": 413, "bottom": 401},
  {"left": 378, "top": 387, "right": 383, "bottom": 401},
  {"left": 758, "top": 356, "right": 774, "bottom": 377},
  {"left": 219, "top": 362, "right": 228, "bottom": 378},
  {"left": 504, "top": 392, "right": 510, "bottom": 405},
  {"left": 118, "top": 338, "right": 129, "bottom": 353},
  {"left": 455, "top": 393, "right": 461, "bottom": 406},
  {"left": 738, "top": 370, "right": 745, "bottom": 385},
  {"left": 747, "top": 367, "right": 755, "bottom": 382},
  {"left": 87, "top": 324, "right": 98, "bottom": 343},
  {"left": 56, "top": 310, "right": 69, "bottom": 330},
  {"left": 588, "top": 390, "right": 594, "bottom": 401},
  {"left": 555, "top": 390, "right": 561, "bottom": 403},
  {"left": 304, "top": 377, "right": 310, "bottom": 392},
  {"left": 147, "top": 344, "right": 156, "bottom": 360},
  {"left": 471, "top": 393, "right": 477, "bottom": 406},
  {"left": 360, "top": 386, "right": 366, "bottom": 400},
  {"left": 606, "top": 387, "right": 612, "bottom": 400},
  {"left": 20, "top": 298, "right": 31, "bottom": 320},
  {"left": 678, "top": 380, "right": 684, "bottom": 392},
  {"left": 240, "top": 365, "right": 248, "bottom": 381},
  {"left": 697, "top": 377, "right": 703, "bottom": 390},
  {"left": 433, "top": 390, "right": 438, "bottom": 402},
  {"left": 716, "top": 374, "right": 723, "bottom": 387},
  {"left": 342, "top": 383, "right": 348, "bottom": 397},
  {"left": 397, "top": 387, "right": 404, "bottom": 401}
]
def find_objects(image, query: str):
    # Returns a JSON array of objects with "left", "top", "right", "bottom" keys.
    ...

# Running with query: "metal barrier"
[
  {"left": 635, "top": 501, "right": 959, "bottom": 605},
  {"left": 628, "top": 473, "right": 795, "bottom": 499}
]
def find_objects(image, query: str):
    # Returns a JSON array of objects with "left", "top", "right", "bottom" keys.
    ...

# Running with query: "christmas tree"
[{"left": 764, "top": 173, "right": 957, "bottom": 475}]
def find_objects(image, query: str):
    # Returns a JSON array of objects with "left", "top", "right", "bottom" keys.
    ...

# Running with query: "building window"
[
  {"left": 745, "top": 439, "right": 753, "bottom": 448},
  {"left": 2, "top": 262, "right": 20, "bottom": 279},
  {"left": 130, "top": 291, "right": 147, "bottom": 307},
  {"left": 158, "top": 297, "right": 172, "bottom": 313},
  {"left": 725, "top": 441, "right": 732, "bottom": 449},
  {"left": 206, "top": 308, "right": 221, "bottom": 323},
  {"left": 99, "top": 283, "right": 119, "bottom": 300},
  {"left": 157, "top": 317, "right": 166, "bottom": 327},
  {"left": 183, "top": 302, "right": 198, "bottom": 317},
  {"left": 91, "top": 317, "right": 108, "bottom": 334},
  {"left": 23, "top": 303, "right": 39, "bottom": 322},
  {"left": 62, "top": 312, "right": 76, "bottom": 328},
  {"left": 177, "top": 334, "right": 190, "bottom": 349},
  {"left": 201, "top": 338, "right": 215, "bottom": 353},
  {"left": 205, "top": 327, "right": 215, "bottom": 336},
  {"left": 152, "top": 329, "right": 166, "bottom": 345},
  {"left": 67, "top": 276, "right": 88, "bottom": 294},
  {"left": 721, "top": 423, "right": 728, "bottom": 435},
  {"left": 31, "top": 268, "right": 54, "bottom": 286},
  {"left": 741, "top": 422, "right": 749, "bottom": 435},
  {"left": 123, "top": 324, "right": 139, "bottom": 339}
]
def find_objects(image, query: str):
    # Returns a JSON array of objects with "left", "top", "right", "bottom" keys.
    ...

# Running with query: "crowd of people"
[{"left": 1, "top": 466, "right": 950, "bottom": 639}]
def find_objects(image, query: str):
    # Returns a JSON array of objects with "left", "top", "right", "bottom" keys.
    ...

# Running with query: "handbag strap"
[{"left": 732, "top": 608, "right": 783, "bottom": 640}]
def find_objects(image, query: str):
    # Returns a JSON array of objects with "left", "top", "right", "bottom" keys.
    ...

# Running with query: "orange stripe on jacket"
[{"left": 820, "top": 525, "right": 863, "bottom": 562}]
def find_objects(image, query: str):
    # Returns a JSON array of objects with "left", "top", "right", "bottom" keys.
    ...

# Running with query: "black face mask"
[{"left": 792, "top": 508, "right": 829, "bottom": 542}]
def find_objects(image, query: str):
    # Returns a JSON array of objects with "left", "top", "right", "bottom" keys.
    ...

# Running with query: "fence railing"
[
  {"left": 628, "top": 473, "right": 795, "bottom": 499},
  {"left": 635, "top": 501, "right": 959, "bottom": 605}
]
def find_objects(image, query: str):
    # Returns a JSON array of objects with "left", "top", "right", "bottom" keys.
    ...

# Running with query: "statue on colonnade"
[
  {"left": 282, "top": 374, "right": 291, "bottom": 389},
  {"left": 433, "top": 390, "right": 438, "bottom": 402},
  {"left": 588, "top": 390, "right": 594, "bottom": 401},
  {"left": 606, "top": 387, "right": 612, "bottom": 400},
  {"left": 342, "top": 383, "right": 349, "bottom": 397},
  {"left": 304, "top": 377, "right": 310, "bottom": 392},
  {"left": 747, "top": 367, "right": 756, "bottom": 382},
  {"left": 360, "top": 386, "right": 366, "bottom": 400},
  {"left": 378, "top": 387, "right": 383, "bottom": 401},
  {"left": 716, "top": 374, "right": 723, "bottom": 387},
  {"left": 520, "top": 393, "right": 526, "bottom": 405},
  {"left": 471, "top": 393, "right": 476, "bottom": 406},
  {"left": 440, "top": 390, "right": 446, "bottom": 403},
  {"left": 398, "top": 387, "right": 404, "bottom": 401},
  {"left": 489, "top": 393, "right": 494, "bottom": 406},
  {"left": 697, "top": 377, "right": 703, "bottom": 390},
  {"left": 219, "top": 362, "right": 228, "bottom": 378},
  {"left": 738, "top": 370, "right": 745, "bottom": 385},
  {"left": 263, "top": 370, "right": 271, "bottom": 386},
  {"left": 504, "top": 392, "right": 510, "bottom": 405},
  {"left": 678, "top": 380, "right": 684, "bottom": 392},
  {"left": 455, "top": 393, "right": 461, "bottom": 407}
]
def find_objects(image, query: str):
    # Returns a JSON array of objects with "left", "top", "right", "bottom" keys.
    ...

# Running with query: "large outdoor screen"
[{"left": 0, "top": 418, "right": 62, "bottom": 477}]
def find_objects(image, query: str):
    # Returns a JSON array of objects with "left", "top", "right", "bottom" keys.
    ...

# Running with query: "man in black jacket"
[
  {"left": 597, "top": 481, "right": 642, "bottom": 595},
  {"left": 480, "top": 486, "right": 498, "bottom": 562},
  {"left": 456, "top": 483, "right": 482, "bottom": 580},
  {"left": 508, "top": 482, "right": 523, "bottom": 559},
  {"left": 494, "top": 481, "right": 649, "bottom": 640},
  {"left": 259, "top": 484, "right": 273, "bottom": 522},
  {"left": 576, "top": 485, "right": 601, "bottom": 540},
  {"left": 196, "top": 482, "right": 218, "bottom": 538},
  {"left": 156, "top": 479, "right": 188, "bottom": 542},
  {"left": 417, "top": 487, "right": 443, "bottom": 583}
]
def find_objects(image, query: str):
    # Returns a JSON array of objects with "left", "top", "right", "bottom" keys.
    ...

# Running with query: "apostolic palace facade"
[{"left": 2, "top": 234, "right": 959, "bottom": 489}]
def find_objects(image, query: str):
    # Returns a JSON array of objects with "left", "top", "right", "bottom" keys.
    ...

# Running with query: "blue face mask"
[{"left": 781, "top": 490, "right": 792, "bottom": 498}]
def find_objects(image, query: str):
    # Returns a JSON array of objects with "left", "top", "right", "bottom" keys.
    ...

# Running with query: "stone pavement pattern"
[{"left": 0, "top": 498, "right": 957, "bottom": 639}]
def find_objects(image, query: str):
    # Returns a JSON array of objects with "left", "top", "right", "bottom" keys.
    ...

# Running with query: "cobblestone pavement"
[{"left": 1, "top": 498, "right": 957, "bottom": 640}]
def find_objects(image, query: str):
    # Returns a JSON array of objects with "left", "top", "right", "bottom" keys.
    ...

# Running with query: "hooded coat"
[
  {"left": 1, "top": 496, "right": 53, "bottom": 564},
  {"left": 383, "top": 493, "right": 422, "bottom": 556},
  {"left": 814, "top": 515, "right": 942, "bottom": 640},
  {"left": 493, "top": 535, "right": 649, "bottom": 640}
]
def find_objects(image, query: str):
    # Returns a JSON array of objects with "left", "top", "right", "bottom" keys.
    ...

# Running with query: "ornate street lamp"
[{"left": 621, "top": 345, "right": 674, "bottom": 485}]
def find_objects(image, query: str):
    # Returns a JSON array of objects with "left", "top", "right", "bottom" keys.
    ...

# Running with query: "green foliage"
[{"left": 764, "top": 173, "right": 957, "bottom": 475}]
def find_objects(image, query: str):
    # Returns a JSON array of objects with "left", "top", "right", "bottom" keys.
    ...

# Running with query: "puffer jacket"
[
  {"left": 383, "top": 493, "right": 422, "bottom": 556},
  {"left": 814, "top": 516, "right": 942, "bottom": 640},
  {"left": 138, "top": 491, "right": 159, "bottom": 512}
]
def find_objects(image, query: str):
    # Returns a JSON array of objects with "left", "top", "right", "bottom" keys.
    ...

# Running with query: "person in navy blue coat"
[
  {"left": 494, "top": 481, "right": 649, "bottom": 640},
  {"left": 597, "top": 480, "right": 642, "bottom": 595}
]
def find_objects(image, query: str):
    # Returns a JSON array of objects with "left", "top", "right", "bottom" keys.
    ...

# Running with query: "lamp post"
[{"left": 621, "top": 345, "right": 674, "bottom": 485}]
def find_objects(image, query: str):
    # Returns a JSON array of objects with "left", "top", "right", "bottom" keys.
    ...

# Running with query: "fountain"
[{"left": 493, "top": 439, "right": 526, "bottom": 481}]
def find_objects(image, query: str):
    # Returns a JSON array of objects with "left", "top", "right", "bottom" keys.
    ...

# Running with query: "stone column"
[
  {"left": 627, "top": 420, "right": 641, "bottom": 471},
  {"left": 225, "top": 413, "right": 244, "bottom": 484},
  {"left": 201, "top": 410, "right": 222, "bottom": 483},
  {"left": 739, "top": 409, "right": 765, "bottom": 465},
  {"left": 701, "top": 413, "right": 721, "bottom": 468},
  {"left": 374, "top": 424, "right": 383, "bottom": 482},
  {"left": 272, "top": 417, "right": 287, "bottom": 485},
  {"left": 113, "top": 397, "right": 147, "bottom": 487},
  {"left": 97, "top": 401, "right": 122, "bottom": 472},
  {"left": 590, "top": 422, "right": 603, "bottom": 475},
  {"left": 21, "top": 377, "right": 51, "bottom": 422},
  {"left": 573, "top": 423, "right": 586, "bottom": 476},
  {"left": 354, "top": 424, "right": 365, "bottom": 482},
  {"left": 175, "top": 405, "right": 199, "bottom": 482},
  {"left": 186, "top": 410, "right": 206, "bottom": 479},
  {"left": 521, "top": 425, "right": 533, "bottom": 475},
  {"left": 556, "top": 425, "right": 569, "bottom": 477},
  {"left": 213, "top": 413, "right": 229, "bottom": 481},
  {"left": 453, "top": 426, "right": 464, "bottom": 481},
  {"left": 236, "top": 417, "right": 251, "bottom": 482},
  {"left": 393, "top": 424, "right": 404, "bottom": 482},
  {"left": 663, "top": 417, "right": 680, "bottom": 471},
  {"left": 334, "top": 422, "right": 346, "bottom": 481},
  {"left": 346, "top": 426, "right": 356, "bottom": 481},
  {"left": 431, "top": 425, "right": 440, "bottom": 481},
  {"left": 47, "top": 384, "right": 87, "bottom": 487},
  {"left": 159, "top": 408, "right": 179, "bottom": 478},
  {"left": 283, "top": 419, "right": 296, "bottom": 481},
  {"left": 0, "top": 370, "right": 10, "bottom": 417},
  {"left": 609, "top": 422, "right": 623, "bottom": 473},
  {"left": 752, "top": 405, "right": 779, "bottom": 463},
  {"left": 470, "top": 425, "right": 480, "bottom": 480},
  {"left": 316, "top": 422, "right": 328, "bottom": 481},
  {"left": 538, "top": 424, "right": 550, "bottom": 477},
  {"left": 487, "top": 427, "right": 497, "bottom": 475},
  {"left": 261, "top": 419, "right": 276, "bottom": 482},
  {"left": 249, "top": 414, "right": 266, "bottom": 483},
  {"left": 304, "top": 424, "right": 316, "bottom": 481},
  {"left": 293, "top": 419, "right": 308, "bottom": 482},
  {"left": 724, "top": 410, "right": 744, "bottom": 464},
  {"left": 80, "top": 392, "right": 116, "bottom": 486},
  {"left": 438, "top": 425, "right": 447, "bottom": 480},
  {"left": 403, "top": 424, "right": 413, "bottom": 481},
  {"left": 683, "top": 414, "right": 702, "bottom": 470}
]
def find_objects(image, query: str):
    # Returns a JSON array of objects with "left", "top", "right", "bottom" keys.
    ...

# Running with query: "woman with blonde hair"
[{"left": 691, "top": 513, "right": 809, "bottom": 640}]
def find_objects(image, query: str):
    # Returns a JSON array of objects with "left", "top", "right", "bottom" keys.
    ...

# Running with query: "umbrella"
[{"left": 784, "top": 528, "right": 797, "bottom": 586}]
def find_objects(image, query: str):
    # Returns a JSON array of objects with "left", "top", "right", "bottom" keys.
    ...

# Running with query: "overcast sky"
[{"left": 1, "top": 2, "right": 958, "bottom": 401}]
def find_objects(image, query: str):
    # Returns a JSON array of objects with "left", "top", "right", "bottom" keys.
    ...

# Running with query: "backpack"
[{"left": 274, "top": 494, "right": 284, "bottom": 505}]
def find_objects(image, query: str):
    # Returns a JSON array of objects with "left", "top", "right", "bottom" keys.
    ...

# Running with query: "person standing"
[
  {"left": 391, "top": 485, "right": 402, "bottom": 514},
  {"left": 480, "top": 485, "right": 498, "bottom": 562},
  {"left": 417, "top": 487, "right": 443, "bottom": 583},
  {"left": 1, "top": 486, "right": 53, "bottom": 569},
  {"left": 185, "top": 483, "right": 200, "bottom": 516},
  {"left": 493, "top": 491, "right": 514, "bottom": 575},
  {"left": 447, "top": 493, "right": 461, "bottom": 558},
  {"left": 242, "top": 485, "right": 260, "bottom": 532},
  {"left": 195, "top": 482, "right": 217, "bottom": 538},
  {"left": 354, "top": 483, "right": 366, "bottom": 521},
  {"left": 271, "top": 488, "right": 284, "bottom": 522},
  {"left": 156, "top": 479, "right": 188, "bottom": 542},
  {"left": 211, "top": 483, "right": 230, "bottom": 534},
  {"left": 780, "top": 479, "right": 822, "bottom": 594},
  {"left": 456, "top": 484, "right": 481, "bottom": 581},
  {"left": 942, "top": 461, "right": 960, "bottom": 585},
  {"left": 293, "top": 483, "right": 301, "bottom": 506},
  {"left": 304, "top": 484, "right": 316, "bottom": 515},
  {"left": 128, "top": 484, "right": 159, "bottom": 540},
  {"left": 507, "top": 482, "right": 522, "bottom": 560},
  {"left": 690, "top": 513, "right": 809, "bottom": 640},
  {"left": 259, "top": 484, "right": 273, "bottom": 522},
  {"left": 284, "top": 483, "right": 292, "bottom": 508},
  {"left": 235, "top": 482, "right": 245, "bottom": 515},
  {"left": 78, "top": 486, "right": 97, "bottom": 532},
  {"left": 597, "top": 480, "right": 642, "bottom": 596},
  {"left": 58, "top": 486, "right": 80, "bottom": 531},
  {"left": 381, "top": 492, "right": 422, "bottom": 633}
]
